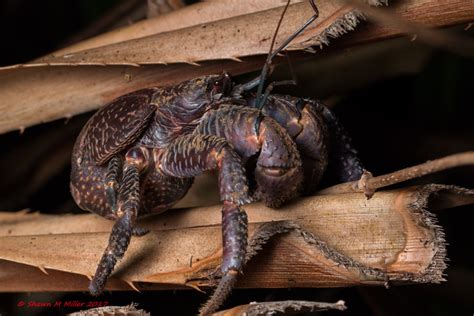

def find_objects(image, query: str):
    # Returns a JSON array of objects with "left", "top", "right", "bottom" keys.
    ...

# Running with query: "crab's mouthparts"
[{"left": 212, "top": 92, "right": 224, "bottom": 101}]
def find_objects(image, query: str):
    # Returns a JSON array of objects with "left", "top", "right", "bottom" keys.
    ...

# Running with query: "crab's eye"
[
  {"left": 212, "top": 80, "right": 224, "bottom": 93},
  {"left": 209, "top": 74, "right": 232, "bottom": 98},
  {"left": 212, "top": 78, "right": 224, "bottom": 95}
]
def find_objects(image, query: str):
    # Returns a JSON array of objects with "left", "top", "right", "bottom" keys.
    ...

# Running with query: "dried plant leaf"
[
  {"left": 56, "top": 0, "right": 304, "bottom": 57},
  {"left": 0, "top": 1, "right": 470, "bottom": 135},
  {"left": 1, "top": 184, "right": 471, "bottom": 292},
  {"left": 343, "top": 0, "right": 474, "bottom": 54},
  {"left": 212, "top": 300, "right": 347, "bottom": 316},
  {"left": 69, "top": 303, "right": 150, "bottom": 316},
  {"left": 18, "top": 1, "right": 364, "bottom": 67},
  {"left": 0, "top": 60, "right": 262, "bottom": 134}
]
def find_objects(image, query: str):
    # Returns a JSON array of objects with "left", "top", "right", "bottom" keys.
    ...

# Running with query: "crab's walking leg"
[
  {"left": 311, "top": 101, "right": 365, "bottom": 182},
  {"left": 105, "top": 155, "right": 122, "bottom": 212},
  {"left": 89, "top": 163, "right": 137, "bottom": 296},
  {"left": 157, "top": 134, "right": 251, "bottom": 314},
  {"left": 89, "top": 146, "right": 148, "bottom": 296},
  {"left": 205, "top": 202, "right": 248, "bottom": 314}
]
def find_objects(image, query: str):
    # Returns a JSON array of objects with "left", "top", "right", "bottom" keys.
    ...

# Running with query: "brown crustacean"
[{"left": 70, "top": 1, "right": 365, "bottom": 314}]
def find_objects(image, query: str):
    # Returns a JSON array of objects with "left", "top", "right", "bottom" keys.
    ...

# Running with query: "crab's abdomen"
[
  {"left": 140, "top": 166, "right": 193, "bottom": 216},
  {"left": 70, "top": 150, "right": 111, "bottom": 217}
]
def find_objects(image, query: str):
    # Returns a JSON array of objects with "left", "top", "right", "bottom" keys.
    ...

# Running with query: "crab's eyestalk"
[{"left": 208, "top": 72, "right": 233, "bottom": 101}]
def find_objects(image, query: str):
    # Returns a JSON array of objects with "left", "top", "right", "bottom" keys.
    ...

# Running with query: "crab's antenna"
[
  {"left": 255, "top": 0, "right": 320, "bottom": 109},
  {"left": 254, "top": 0, "right": 292, "bottom": 104}
]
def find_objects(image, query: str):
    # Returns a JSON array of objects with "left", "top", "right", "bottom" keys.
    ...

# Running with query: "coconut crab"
[{"left": 70, "top": 1, "right": 365, "bottom": 314}]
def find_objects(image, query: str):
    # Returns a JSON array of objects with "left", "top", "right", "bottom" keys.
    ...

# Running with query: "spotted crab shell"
[{"left": 82, "top": 89, "right": 157, "bottom": 165}]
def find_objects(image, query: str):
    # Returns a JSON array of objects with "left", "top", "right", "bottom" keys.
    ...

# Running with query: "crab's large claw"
[
  {"left": 194, "top": 104, "right": 304, "bottom": 208},
  {"left": 251, "top": 94, "right": 365, "bottom": 191}
]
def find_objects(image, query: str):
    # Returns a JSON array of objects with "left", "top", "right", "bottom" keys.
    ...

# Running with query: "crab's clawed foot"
[
  {"left": 199, "top": 203, "right": 248, "bottom": 316},
  {"left": 89, "top": 211, "right": 133, "bottom": 296}
]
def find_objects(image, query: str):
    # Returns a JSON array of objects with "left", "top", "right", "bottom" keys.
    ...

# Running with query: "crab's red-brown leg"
[
  {"left": 157, "top": 134, "right": 251, "bottom": 314},
  {"left": 105, "top": 155, "right": 122, "bottom": 212},
  {"left": 311, "top": 100, "right": 365, "bottom": 182},
  {"left": 89, "top": 146, "right": 148, "bottom": 296}
]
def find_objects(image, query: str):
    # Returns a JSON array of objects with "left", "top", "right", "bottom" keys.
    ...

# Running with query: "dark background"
[{"left": 0, "top": 0, "right": 473, "bottom": 315}]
